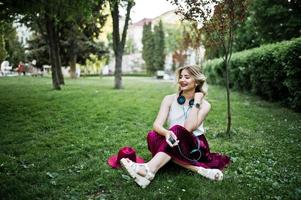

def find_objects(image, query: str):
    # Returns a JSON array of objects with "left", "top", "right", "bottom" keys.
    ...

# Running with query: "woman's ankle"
[
  {"left": 197, "top": 167, "right": 207, "bottom": 174},
  {"left": 147, "top": 163, "right": 157, "bottom": 174}
]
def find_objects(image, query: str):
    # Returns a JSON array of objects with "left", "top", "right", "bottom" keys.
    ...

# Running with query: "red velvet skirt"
[{"left": 147, "top": 125, "right": 230, "bottom": 170}]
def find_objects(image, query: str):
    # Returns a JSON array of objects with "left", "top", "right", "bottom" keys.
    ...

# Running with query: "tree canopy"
[{"left": 0, "top": 0, "right": 107, "bottom": 88}]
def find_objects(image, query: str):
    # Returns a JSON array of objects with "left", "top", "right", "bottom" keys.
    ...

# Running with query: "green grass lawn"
[{"left": 0, "top": 76, "right": 300, "bottom": 200}]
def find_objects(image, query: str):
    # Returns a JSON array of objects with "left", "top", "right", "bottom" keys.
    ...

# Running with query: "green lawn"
[{"left": 0, "top": 76, "right": 300, "bottom": 200}]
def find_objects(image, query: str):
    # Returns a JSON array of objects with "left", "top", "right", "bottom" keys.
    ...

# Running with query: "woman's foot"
[
  {"left": 120, "top": 158, "right": 155, "bottom": 188},
  {"left": 197, "top": 167, "right": 223, "bottom": 181}
]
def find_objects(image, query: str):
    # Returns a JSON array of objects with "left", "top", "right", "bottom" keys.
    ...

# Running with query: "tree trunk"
[
  {"left": 53, "top": 31, "right": 64, "bottom": 85},
  {"left": 45, "top": 16, "right": 61, "bottom": 90},
  {"left": 114, "top": 50, "right": 123, "bottom": 89},
  {"left": 112, "top": 44, "right": 123, "bottom": 89},
  {"left": 69, "top": 54, "right": 77, "bottom": 79},
  {"left": 195, "top": 47, "right": 200, "bottom": 66},
  {"left": 225, "top": 59, "right": 232, "bottom": 136},
  {"left": 110, "top": 0, "right": 133, "bottom": 89}
]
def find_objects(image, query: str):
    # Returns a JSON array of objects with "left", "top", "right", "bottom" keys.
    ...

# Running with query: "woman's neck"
[{"left": 182, "top": 90, "right": 194, "bottom": 100}]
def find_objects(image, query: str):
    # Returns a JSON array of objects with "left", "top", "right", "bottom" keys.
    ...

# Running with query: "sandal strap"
[
  {"left": 125, "top": 159, "right": 155, "bottom": 181},
  {"left": 143, "top": 164, "right": 155, "bottom": 180},
  {"left": 128, "top": 160, "right": 140, "bottom": 173}
]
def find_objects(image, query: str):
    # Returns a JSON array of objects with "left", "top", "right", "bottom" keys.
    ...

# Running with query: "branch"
[
  {"left": 36, "top": 16, "right": 48, "bottom": 43},
  {"left": 121, "top": 0, "right": 134, "bottom": 51},
  {"left": 109, "top": 0, "right": 120, "bottom": 54},
  {"left": 227, "top": 0, "right": 235, "bottom": 62}
]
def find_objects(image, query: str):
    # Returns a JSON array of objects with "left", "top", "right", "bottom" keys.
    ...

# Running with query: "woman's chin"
[
  {"left": 181, "top": 87, "right": 194, "bottom": 92},
  {"left": 181, "top": 88, "right": 190, "bottom": 91}
]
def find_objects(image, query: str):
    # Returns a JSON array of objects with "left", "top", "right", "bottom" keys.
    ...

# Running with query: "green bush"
[{"left": 203, "top": 37, "right": 301, "bottom": 111}]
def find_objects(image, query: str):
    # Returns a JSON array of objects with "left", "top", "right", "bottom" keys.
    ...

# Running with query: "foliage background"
[{"left": 203, "top": 37, "right": 301, "bottom": 111}]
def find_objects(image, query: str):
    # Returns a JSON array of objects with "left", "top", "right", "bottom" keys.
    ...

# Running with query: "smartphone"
[{"left": 168, "top": 136, "right": 176, "bottom": 145}]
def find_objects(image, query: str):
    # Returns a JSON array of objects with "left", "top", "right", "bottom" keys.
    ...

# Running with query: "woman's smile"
[{"left": 179, "top": 69, "right": 196, "bottom": 91}]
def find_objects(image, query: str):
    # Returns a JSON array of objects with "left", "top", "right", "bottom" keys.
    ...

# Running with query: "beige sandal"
[
  {"left": 120, "top": 158, "right": 155, "bottom": 188},
  {"left": 197, "top": 168, "right": 223, "bottom": 181}
]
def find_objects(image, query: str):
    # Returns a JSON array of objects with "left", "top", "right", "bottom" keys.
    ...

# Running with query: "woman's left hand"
[{"left": 194, "top": 92, "right": 204, "bottom": 103}]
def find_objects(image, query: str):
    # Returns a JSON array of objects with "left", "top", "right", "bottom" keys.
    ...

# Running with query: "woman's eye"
[{"left": 180, "top": 75, "right": 190, "bottom": 80}]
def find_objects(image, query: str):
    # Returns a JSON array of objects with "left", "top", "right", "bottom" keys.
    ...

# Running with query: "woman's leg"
[
  {"left": 172, "top": 160, "right": 199, "bottom": 172},
  {"left": 147, "top": 152, "right": 171, "bottom": 174},
  {"left": 123, "top": 152, "right": 171, "bottom": 176},
  {"left": 172, "top": 160, "right": 223, "bottom": 181}
]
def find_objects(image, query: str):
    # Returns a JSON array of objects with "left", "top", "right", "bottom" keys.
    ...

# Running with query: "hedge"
[{"left": 203, "top": 37, "right": 301, "bottom": 112}]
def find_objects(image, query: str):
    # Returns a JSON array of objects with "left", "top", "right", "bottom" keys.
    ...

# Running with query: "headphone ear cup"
[
  {"left": 177, "top": 95, "right": 186, "bottom": 105},
  {"left": 189, "top": 99, "right": 194, "bottom": 107}
]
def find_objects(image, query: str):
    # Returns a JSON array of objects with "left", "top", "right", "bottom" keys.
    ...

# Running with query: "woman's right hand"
[{"left": 165, "top": 130, "right": 179, "bottom": 147}]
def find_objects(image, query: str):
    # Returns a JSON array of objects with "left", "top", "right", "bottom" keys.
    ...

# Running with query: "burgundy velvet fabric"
[{"left": 147, "top": 125, "right": 230, "bottom": 170}]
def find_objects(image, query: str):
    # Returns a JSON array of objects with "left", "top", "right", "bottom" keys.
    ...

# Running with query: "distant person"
[
  {"left": 120, "top": 65, "right": 230, "bottom": 188},
  {"left": 1, "top": 60, "right": 10, "bottom": 76},
  {"left": 17, "top": 62, "right": 25, "bottom": 76}
]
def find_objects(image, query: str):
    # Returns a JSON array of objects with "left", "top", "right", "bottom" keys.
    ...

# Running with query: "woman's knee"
[
  {"left": 147, "top": 130, "right": 160, "bottom": 146},
  {"left": 147, "top": 130, "right": 157, "bottom": 140}
]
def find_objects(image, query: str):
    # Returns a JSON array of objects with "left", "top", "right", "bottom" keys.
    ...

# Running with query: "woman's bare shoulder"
[
  {"left": 165, "top": 93, "right": 177, "bottom": 100},
  {"left": 162, "top": 94, "right": 177, "bottom": 104}
]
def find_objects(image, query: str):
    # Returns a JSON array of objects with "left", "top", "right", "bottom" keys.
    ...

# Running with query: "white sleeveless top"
[{"left": 167, "top": 95, "right": 205, "bottom": 136}]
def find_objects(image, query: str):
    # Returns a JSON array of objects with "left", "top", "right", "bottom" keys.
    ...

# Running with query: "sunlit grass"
[{"left": 0, "top": 76, "right": 300, "bottom": 199}]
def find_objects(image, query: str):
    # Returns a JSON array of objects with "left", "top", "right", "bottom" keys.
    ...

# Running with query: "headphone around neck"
[
  {"left": 177, "top": 91, "right": 194, "bottom": 107},
  {"left": 176, "top": 91, "right": 204, "bottom": 163}
]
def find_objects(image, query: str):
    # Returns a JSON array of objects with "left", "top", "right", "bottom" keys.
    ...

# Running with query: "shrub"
[{"left": 203, "top": 37, "right": 301, "bottom": 111}]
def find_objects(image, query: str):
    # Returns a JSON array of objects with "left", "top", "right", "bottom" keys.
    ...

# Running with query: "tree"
[
  {"left": 142, "top": 22, "right": 155, "bottom": 74},
  {"left": 27, "top": 7, "right": 108, "bottom": 77},
  {"left": 109, "top": 0, "right": 134, "bottom": 89},
  {"left": 185, "top": 22, "right": 203, "bottom": 65},
  {"left": 142, "top": 21, "right": 166, "bottom": 74},
  {"left": 4, "top": 25, "right": 25, "bottom": 67},
  {"left": 169, "top": 0, "right": 247, "bottom": 136},
  {"left": 26, "top": 32, "right": 49, "bottom": 69},
  {"left": 165, "top": 25, "right": 186, "bottom": 70},
  {"left": 177, "top": 22, "right": 204, "bottom": 65},
  {"left": 0, "top": 22, "right": 8, "bottom": 62},
  {"left": 0, "top": 34, "right": 8, "bottom": 63},
  {"left": 165, "top": 22, "right": 205, "bottom": 70},
  {"left": 60, "top": 1, "right": 107, "bottom": 78},
  {"left": 153, "top": 20, "right": 165, "bottom": 71},
  {"left": 0, "top": 22, "right": 25, "bottom": 67},
  {"left": 0, "top": 0, "right": 100, "bottom": 89}
]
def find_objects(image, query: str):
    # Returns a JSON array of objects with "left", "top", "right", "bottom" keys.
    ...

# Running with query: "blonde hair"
[{"left": 176, "top": 65, "right": 208, "bottom": 95}]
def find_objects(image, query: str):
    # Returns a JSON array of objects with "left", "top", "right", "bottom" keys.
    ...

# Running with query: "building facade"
[{"left": 106, "top": 10, "right": 205, "bottom": 75}]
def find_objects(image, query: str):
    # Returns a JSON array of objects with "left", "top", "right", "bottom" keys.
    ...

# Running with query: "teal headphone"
[{"left": 177, "top": 91, "right": 194, "bottom": 107}]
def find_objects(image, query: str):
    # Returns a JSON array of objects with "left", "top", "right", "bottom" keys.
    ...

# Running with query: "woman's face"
[{"left": 178, "top": 69, "right": 196, "bottom": 92}]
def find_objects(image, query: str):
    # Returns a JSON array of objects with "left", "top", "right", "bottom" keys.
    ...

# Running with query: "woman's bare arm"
[
  {"left": 153, "top": 95, "right": 173, "bottom": 137},
  {"left": 184, "top": 100, "right": 211, "bottom": 132}
]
